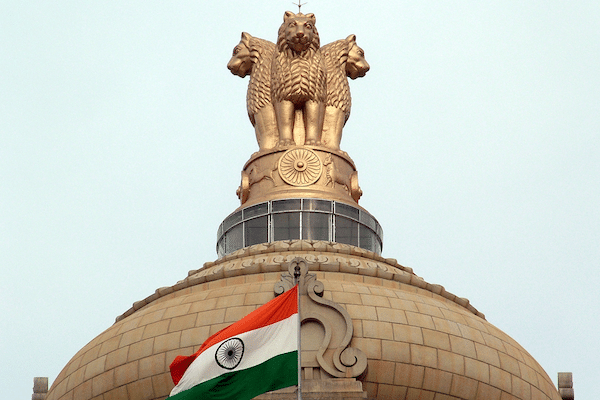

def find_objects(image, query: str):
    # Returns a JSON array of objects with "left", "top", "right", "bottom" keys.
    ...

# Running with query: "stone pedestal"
[
  {"left": 238, "top": 146, "right": 361, "bottom": 207},
  {"left": 32, "top": 377, "right": 48, "bottom": 400},
  {"left": 255, "top": 379, "right": 367, "bottom": 400}
]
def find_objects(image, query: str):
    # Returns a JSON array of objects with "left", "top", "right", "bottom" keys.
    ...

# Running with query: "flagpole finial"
[
  {"left": 293, "top": 264, "right": 301, "bottom": 282},
  {"left": 290, "top": 258, "right": 307, "bottom": 287},
  {"left": 292, "top": 1, "right": 307, "bottom": 13}
]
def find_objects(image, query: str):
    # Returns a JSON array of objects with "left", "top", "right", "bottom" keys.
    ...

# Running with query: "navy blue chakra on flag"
[{"left": 215, "top": 338, "right": 244, "bottom": 370}]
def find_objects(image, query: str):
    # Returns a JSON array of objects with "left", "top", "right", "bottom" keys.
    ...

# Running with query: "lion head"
[
  {"left": 277, "top": 11, "right": 320, "bottom": 55},
  {"left": 227, "top": 32, "right": 253, "bottom": 77},
  {"left": 345, "top": 35, "right": 369, "bottom": 80}
]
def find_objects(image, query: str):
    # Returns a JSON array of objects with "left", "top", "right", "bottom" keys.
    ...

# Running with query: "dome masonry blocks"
[{"left": 45, "top": 241, "right": 561, "bottom": 400}]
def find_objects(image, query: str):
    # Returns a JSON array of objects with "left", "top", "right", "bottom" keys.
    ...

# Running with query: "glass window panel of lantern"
[
  {"left": 272, "top": 199, "right": 302, "bottom": 212},
  {"left": 303, "top": 199, "right": 332, "bottom": 212},
  {"left": 223, "top": 211, "right": 242, "bottom": 232},
  {"left": 376, "top": 224, "right": 384, "bottom": 241},
  {"left": 243, "top": 202, "right": 268, "bottom": 220},
  {"left": 359, "top": 225, "right": 376, "bottom": 252},
  {"left": 217, "top": 223, "right": 223, "bottom": 240},
  {"left": 335, "top": 216, "right": 358, "bottom": 246},
  {"left": 273, "top": 212, "right": 300, "bottom": 241},
  {"left": 226, "top": 224, "right": 243, "bottom": 254},
  {"left": 217, "top": 238, "right": 226, "bottom": 257},
  {"left": 360, "top": 211, "right": 377, "bottom": 231},
  {"left": 374, "top": 238, "right": 382, "bottom": 255},
  {"left": 244, "top": 216, "right": 268, "bottom": 247},
  {"left": 302, "top": 212, "right": 330, "bottom": 241},
  {"left": 335, "top": 202, "right": 360, "bottom": 221}
]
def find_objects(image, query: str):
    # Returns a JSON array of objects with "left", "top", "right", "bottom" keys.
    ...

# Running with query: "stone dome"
[{"left": 45, "top": 241, "right": 561, "bottom": 400}]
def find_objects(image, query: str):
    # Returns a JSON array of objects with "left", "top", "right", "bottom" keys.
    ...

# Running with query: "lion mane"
[
  {"left": 322, "top": 34, "right": 370, "bottom": 123},
  {"left": 228, "top": 32, "right": 279, "bottom": 151},
  {"left": 271, "top": 13, "right": 326, "bottom": 105},
  {"left": 321, "top": 37, "right": 353, "bottom": 122},
  {"left": 320, "top": 34, "right": 369, "bottom": 151},
  {"left": 228, "top": 32, "right": 276, "bottom": 125},
  {"left": 243, "top": 35, "right": 276, "bottom": 124}
]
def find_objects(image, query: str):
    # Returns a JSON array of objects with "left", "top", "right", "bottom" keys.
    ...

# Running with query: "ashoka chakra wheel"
[
  {"left": 278, "top": 148, "right": 322, "bottom": 186},
  {"left": 215, "top": 338, "right": 244, "bottom": 370}
]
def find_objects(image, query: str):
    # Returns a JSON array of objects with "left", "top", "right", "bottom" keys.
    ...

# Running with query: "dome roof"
[{"left": 45, "top": 241, "right": 561, "bottom": 400}]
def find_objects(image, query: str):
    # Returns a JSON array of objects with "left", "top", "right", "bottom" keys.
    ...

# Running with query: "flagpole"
[{"left": 293, "top": 266, "right": 302, "bottom": 400}]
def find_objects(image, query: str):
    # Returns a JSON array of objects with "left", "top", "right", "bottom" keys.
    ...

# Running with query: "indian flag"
[{"left": 168, "top": 285, "right": 299, "bottom": 400}]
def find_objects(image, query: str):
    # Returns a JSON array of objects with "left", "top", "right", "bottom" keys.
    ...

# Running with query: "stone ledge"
[
  {"left": 115, "top": 241, "right": 485, "bottom": 323},
  {"left": 255, "top": 378, "right": 367, "bottom": 399}
]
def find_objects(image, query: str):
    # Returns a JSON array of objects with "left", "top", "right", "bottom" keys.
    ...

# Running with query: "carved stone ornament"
[
  {"left": 274, "top": 258, "right": 368, "bottom": 379},
  {"left": 236, "top": 171, "right": 251, "bottom": 204}
]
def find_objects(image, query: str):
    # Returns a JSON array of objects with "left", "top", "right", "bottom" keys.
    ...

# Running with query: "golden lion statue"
[
  {"left": 320, "top": 34, "right": 370, "bottom": 151},
  {"left": 227, "top": 32, "right": 278, "bottom": 151},
  {"left": 271, "top": 11, "right": 327, "bottom": 146}
]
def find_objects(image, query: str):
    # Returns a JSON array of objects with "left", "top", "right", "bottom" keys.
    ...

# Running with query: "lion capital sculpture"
[{"left": 227, "top": 12, "right": 369, "bottom": 153}]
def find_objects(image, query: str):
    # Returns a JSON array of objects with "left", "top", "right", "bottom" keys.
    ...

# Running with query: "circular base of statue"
[{"left": 237, "top": 145, "right": 362, "bottom": 207}]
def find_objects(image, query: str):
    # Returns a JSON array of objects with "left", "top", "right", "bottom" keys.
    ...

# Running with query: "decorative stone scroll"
[{"left": 274, "top": 258, "right": 367, "bottom": 379}]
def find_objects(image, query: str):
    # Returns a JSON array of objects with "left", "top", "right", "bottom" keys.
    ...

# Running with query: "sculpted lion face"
[
  {"left": 282, "top": 11, "right": 318, "bottom": 53},
  {"left": 227, "top": 32, "right": 253, "bottom": 77},
  {"left": 346, "top": 35, "right": 369, "bottom": 80}
]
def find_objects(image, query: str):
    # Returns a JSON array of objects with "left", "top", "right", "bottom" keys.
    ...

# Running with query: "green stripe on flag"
[{"left": 168, "top": 351, "right": 298, "bottom": 400}]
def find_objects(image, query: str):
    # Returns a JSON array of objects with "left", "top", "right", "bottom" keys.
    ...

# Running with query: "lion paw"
[{"left": 278, "top": 139, "right": 295, "bottom": 147}]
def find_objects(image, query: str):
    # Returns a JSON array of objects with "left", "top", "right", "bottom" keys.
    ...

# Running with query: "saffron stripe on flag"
[{"left": 202, "top": 285, "right": 298, "bottom": 351}]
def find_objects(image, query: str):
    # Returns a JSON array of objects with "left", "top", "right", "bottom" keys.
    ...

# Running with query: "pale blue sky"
[{"left": 2, "top": 2, "right": 599, "bottom": 399}]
